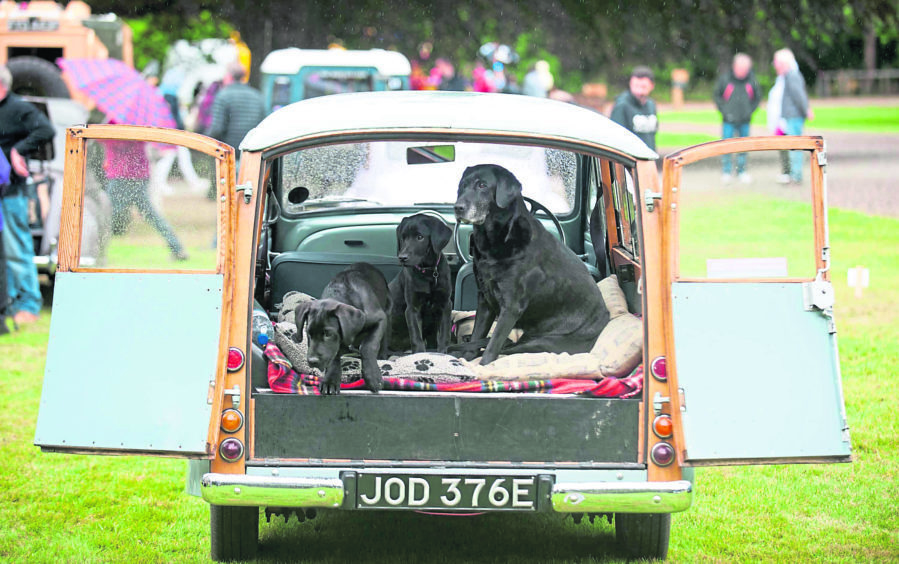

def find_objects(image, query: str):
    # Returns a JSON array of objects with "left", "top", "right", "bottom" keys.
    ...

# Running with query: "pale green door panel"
[
  {"left": 671, "top": 282, "right": 850, "bottom": 464},
  {"left": 34, "top": 272, "right": 224, "bottom": 457}
]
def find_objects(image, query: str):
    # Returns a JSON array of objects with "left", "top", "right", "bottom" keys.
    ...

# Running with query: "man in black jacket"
[
  {"left": 610, "top": 66, "right": 658, "bottom": 151},
  {"left": 714, "top": 53, "right": 761, "bottom": 183},
  {"left": 0, "top": 64, "right": 54, "bottom": 325}
]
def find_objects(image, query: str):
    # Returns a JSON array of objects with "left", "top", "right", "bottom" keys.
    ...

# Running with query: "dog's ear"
[
  {"left": 396, "top": 216, "right": 410, "bottom": 255},
  {"left": 294, "top": 302, "right": 312, "bottom": 342},
  {"left": 430, "top": 219, "right": 453, "bottom": 255},
  {"left": 334, "top": 303, "right": 366, "bottom": 342},
  {"left": 494, "top": 168, "right": 522, "bottom": 209}
]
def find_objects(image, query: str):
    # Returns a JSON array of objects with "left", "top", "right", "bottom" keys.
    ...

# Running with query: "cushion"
[
  {"left": 276, "top": 291, "right": 316, "bottom": 323},
  {"left": 591, "top": 313, "right": 643, "bottom": 377},
  {"left": 597, "top": 274, "right": 629, "bottom": 319},
  {"left": 467, "top": 351, "right": 602, "bottom": 381},
  {"left": 272, "top": 321, "right": 316, "bottom": 375}
]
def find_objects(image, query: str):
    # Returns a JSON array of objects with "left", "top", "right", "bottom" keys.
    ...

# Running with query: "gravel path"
[{"left": 658, "top": 124, "right": 899, "bottom": 218}]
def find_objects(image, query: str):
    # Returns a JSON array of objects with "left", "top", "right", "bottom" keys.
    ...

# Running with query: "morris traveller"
[{"left": 34, "top": 91, "right": 851, "bottom": 561}]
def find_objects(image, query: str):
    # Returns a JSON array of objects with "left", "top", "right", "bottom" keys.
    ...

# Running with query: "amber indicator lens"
[
  {"left": 653, "top": 414, "right": 674, "bottom": 438},
  {"left": 221, "top": 408, "right": 244, "bottom": 433},
  {"left": 219, "top": 438, "right": 244, "bottom": 462},
  {"left": 227, "top": 347, "right": 245, "bottom": 371},
  {"left": 650, "top": 442, "right": 675, "bottom": 466},
  {"left": 650, "top": 356, "right": 667, "bottom": 381}
]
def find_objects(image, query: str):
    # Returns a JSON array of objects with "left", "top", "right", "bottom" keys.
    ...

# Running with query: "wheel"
[
  {"left": 7, "top": 56, "right": 70, "bottom": 98},
  {"left": 210, "top": 505, "right": 259, "bottom": 562},
  {"left": 453, "top": 196, "right": 565, "bottom": 263},
  {"left": 615, "top": 513, "right": 671, "bottom": 560}
]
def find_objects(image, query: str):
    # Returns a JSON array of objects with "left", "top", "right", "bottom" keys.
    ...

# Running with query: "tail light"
[
  {"left": 221, "top": 408, "right": 244, "bottom": 433},
  {"left": 227, "top": 347, "right": 245, "bottom": 372},
  {"left": 219, "top": 438, "right": 244, "bottom": 462},
  {"left": 652, "top": 414, "right": 673, "bottom": 439},
  {"left": 650, "top": 442, "right": 675, "bottom": 467},
  {"left": 650, "top": 356, "right": 667, "bottom": 382}
]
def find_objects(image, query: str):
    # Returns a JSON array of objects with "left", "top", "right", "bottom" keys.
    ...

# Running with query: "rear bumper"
[
  {"left": 551, "top": 480, "right": 693, "bottom": 513},
  {"left": 201, "top": 472, "right": 692, "bottom": 514}
]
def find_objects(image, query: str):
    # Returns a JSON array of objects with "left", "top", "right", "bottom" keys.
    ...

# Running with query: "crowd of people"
[{"left": 0, "top": 42, "right": 811, "bottom": 335}]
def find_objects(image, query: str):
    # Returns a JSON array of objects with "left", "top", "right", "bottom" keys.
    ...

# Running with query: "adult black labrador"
[
  {"left": 453, "top": 164, "right": 610, "bottom": 365},
  {"left": 388, "top": 213, "right": 453, "bottom": 353},
  {"left": 294, "top": 262, "right": 390, "bottom": 394}
]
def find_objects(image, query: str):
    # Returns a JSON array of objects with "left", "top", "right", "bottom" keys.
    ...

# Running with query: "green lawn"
[
  {"left": 656, "top": 131, "right": 718, "bottom": 149},
  {"left": 1, "top": 204, "right": 897, "bottom": 562},
  {"left": 659, "top": 104, "right": 899, "bottom": 134}
]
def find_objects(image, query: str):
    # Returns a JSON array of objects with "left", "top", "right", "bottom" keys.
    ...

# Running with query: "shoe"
[
  {"left": 776, "top": 174, "right": 791, "bottom": 184},
  {"left": 721, "top": 173, "right": 734, "bottom": 184},
  {"left": 173, "top": 250, "right": 190, "bottom": 261},
  {"left": 13, "top": 311, "right": 39, "bottom": 325},
  {"left": 738, "top": 173, "right": 752, "bottom": 184},
  {"left": 790, "top": 177, "right": 803, "bottom": 184}
]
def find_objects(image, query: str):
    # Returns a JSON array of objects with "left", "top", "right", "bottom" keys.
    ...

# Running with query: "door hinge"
[
  {"left": 653, "top": 392, "right": 670, "bottom": 415},
  {"left": 644, "top": 190, "right": 663, "bottom": 213},
  {"left": 236, "top": 182, "right": 253, "bottom": 204},
  {"left": 802, "top": 276, "right": 837, "bottom": 334},
  {"left": 817, "top": 151, "right": 827, "bottom": 166},
  {"left": 224, "top": 385, "right": 241, "bottom": 410}
]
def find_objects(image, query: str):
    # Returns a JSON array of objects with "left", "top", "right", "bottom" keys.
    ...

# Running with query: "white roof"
[
  {"left": 260, "top": 48, "right": 412, "bottom": 77},
  {"left": 240, "top": 91, "right": 658, "bottom": 160}
]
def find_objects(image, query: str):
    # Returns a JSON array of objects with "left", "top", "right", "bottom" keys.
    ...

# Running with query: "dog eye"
[
  {"left": 416, "top": 234, "right": 424, "bottom": 241},
  {"left": 477, "top": 181, "right": 487, "bottom": 190}
]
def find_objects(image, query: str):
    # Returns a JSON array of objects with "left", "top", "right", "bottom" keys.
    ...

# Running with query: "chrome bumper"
[
  {"left": 551, "top": 480, "right": 693, "bottom": 513},
  {"left": 201, "top": 473, "right": 344, "bottom": 508},
  {"left": 201, "top": 473, "right": 692, "bottom": 514}
]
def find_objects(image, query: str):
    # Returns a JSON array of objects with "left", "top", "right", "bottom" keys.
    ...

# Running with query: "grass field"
[
  {"left": 1, "top": 200, "right": 897, "bottom": 562},
  {"left": 659, "top": 105, "right": 899, "bottom": 134}
]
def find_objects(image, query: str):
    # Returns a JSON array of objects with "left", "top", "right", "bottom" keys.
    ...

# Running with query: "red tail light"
[
  {"left": 650, "top": 442, "right": 675, "bottom": 466},
  {"left": 219, "top": 438, "right": 244, "bottom": 461},
  {"left": 650, "top": 356, "right": 667, "bottom": 381},
  {"left": 227, "top": 347, "right": 245, "bottom": 372}
]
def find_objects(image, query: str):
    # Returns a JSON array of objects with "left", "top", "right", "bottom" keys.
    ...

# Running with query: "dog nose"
[
  {"left": 398, "top": 254, "right": 408, "bottom": 263},
  {"left": 307, "top": 356, "right": 320, "bottom": 367},
  {"left": 454, "top": 203, "right": 465, "bottom": 216}
]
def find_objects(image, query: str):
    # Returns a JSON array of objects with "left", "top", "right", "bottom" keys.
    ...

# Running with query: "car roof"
[
  {"left": 260, "top": 48, "right": 412, "bottom": 77},
  {"left": 240, "top": 91, "right": 659, "bottom": 160}
]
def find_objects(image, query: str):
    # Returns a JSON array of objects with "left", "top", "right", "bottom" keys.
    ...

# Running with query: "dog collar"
[{"left": 413, "top": 254, "right": 441, "bottom": 280}]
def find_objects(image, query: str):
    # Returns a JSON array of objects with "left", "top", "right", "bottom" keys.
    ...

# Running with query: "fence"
[{"left": 816, "top": 69, "right": 899, "bottom": 97}]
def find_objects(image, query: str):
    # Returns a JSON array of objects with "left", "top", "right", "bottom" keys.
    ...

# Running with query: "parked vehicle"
[
  {"left": 34, "top": 91, "right": 851, "bottom": 561},
  {"left": 260, "top": 47, "right": 410, "bottom": 112},
  {"left": 0, "top": 0, "right": 132, "bottom": 99}
]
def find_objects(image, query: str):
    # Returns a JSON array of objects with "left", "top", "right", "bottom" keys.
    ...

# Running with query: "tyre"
[
  {"left": 210, "top": 505, "right": 259, "bottom": 562},
  {"left": 615, "top": 513, "right": 671, "bottom": 560},
  {"left": 7, "top": 56, "right": 70, "bottom": 98}
]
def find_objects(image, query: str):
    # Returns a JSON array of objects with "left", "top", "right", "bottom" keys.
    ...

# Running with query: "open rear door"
[
  {"left": 34, "top": 126, "right": 237, "bottom": 458},
  {"left": 661, "top": 136, "right": 851, "bottom": 466}
]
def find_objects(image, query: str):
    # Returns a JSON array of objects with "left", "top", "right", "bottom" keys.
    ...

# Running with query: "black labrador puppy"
[
  {"left": 453, "top": 164, "right": 610, "bottom": 365},
  {"left": 294, "top": 263, "right": 390, "bottom": 394},
  {"left": 388, "top": 213, "right": 453, "bottom": 353}
]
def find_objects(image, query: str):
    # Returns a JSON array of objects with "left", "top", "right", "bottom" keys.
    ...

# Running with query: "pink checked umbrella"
[{"left": 57, "top": 58, "right": 176, "bottom": 128}]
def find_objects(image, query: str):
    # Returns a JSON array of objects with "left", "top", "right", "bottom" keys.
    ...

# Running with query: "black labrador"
[
  {"left": 388, "top": 213, "right": 453, "bottom": 353},
  {"left": 453, "top": 164, "right": 610, "bottom": 365},
  {"left": 294, "top": 262, "right": 390, "bottom": 394}
]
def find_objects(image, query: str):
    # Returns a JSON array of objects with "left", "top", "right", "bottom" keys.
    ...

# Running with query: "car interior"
[{"left": 248, "top": 138, "right": 645, "bottom": 394}]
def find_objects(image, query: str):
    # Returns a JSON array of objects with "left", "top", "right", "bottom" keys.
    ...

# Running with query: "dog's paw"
[
  {"left": 414, "top": 358, "right": 434, "bottom": 372},
  {"left": 319, "top": 381, "right": 341, "bottom": 395},
  {"left": 364, "top": 371, "right": 383, "bottom": 394}
]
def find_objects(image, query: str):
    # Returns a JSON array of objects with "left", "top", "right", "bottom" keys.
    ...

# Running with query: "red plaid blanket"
[{"left": 264, "top": 343, "right": 642, "bottom": 398}]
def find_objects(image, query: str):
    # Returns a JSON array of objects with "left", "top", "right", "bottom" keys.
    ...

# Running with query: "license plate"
[{"left": 355, "top": 474, "right": 538, "bottom": 511}]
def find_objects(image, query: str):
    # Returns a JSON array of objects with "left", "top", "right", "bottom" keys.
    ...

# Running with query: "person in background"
[
  {"left": 610, "top": 66, "right": 658, "bottom": 151},
  {"left": 522, "top": 60, "right": 554, "bottom": 98},
  {"left": 155, "top": 68, "right": 205, "bottom": 194},
  {"left": 103, "top": 138, "right": 188, "bottom": 261},
  {"left": 205, "top": 62, "right": 266, "bottom": 155},
  {"left": 434, "top": 58, "right": 468, "bottom": 91},
  {"left": 714, "top": 53, "right": 762, "bottom": 183},
  {"left": 0, "top": 64, "right": 54, "bottom": 325},
  {"left": 771, "top": 48, "right": 812, "bottom": 184},
  {"left": 0, "top": 204, "right": 7, "bottom": 334}
]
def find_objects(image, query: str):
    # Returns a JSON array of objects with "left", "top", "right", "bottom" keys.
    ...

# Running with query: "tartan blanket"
[{"left": 264, "top": 343, "right": 643, "bottom": 398}]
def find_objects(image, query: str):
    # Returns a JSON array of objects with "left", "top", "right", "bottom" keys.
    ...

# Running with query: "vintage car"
[
  {"left": 260, "top": 47, "right": 411, "bottom": 113},
  {"left": 34, "top": 91, "right": 851, "bottom": 561}
]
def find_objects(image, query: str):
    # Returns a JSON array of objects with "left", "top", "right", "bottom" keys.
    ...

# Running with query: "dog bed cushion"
[
  {"left": 591, "top": 313, "right": 643, "bottom": 377},
  {"left": 264, "top": 342, "right": 642, "bottom": 398}
]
